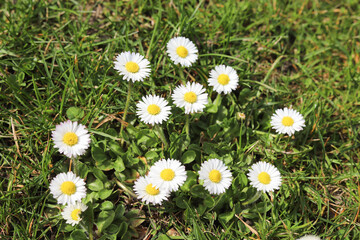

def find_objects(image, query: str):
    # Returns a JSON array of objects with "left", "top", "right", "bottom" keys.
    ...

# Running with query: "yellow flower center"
[
  {"left": 281, "top": 116, "right": 294, "bottom": 127},
  {"left": 183, "top": 91, "right": 197, "bottom": 103},
  {"left": 176, "top": 46, "right": 188, "bottom": 58},
  {"left": 71, "top": 209, "right": 81, "bottom": 221},
  {"left": 160, "top": 169, "right": 175, "bottom": 181},
  {"left": 145, "top": 184, "right": 159, "bottom": 196},
  {"left": 217, "top": 74, "right": 230, "bottom": 85},
  {"left": 62, "top": 132, "right": 78, "bottom": 146},
  {"left": 60, "top": 181, "right": 76, "bottom": 195},
  {"left": 125, "top": 61, "right": 140, "bottom": 73},
  {"left": 258, "top": 172, "right": 271, "bottom": 185},
  {"left": 147, "top": 104, "right": 161, "bottom": 115},
  {"left": 209, "top": 169, "right": 222, "bottom": 183}
]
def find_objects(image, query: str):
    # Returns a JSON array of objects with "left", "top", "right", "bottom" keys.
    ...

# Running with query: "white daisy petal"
[
  {"left": 136, "top": 95, "right": 171, "bottom": 125},
  {"left": 198, "top": 159, "right": 232, "bottom": 195},
  {"left": 297, "top": 235, "right": 321, "bottom": 240},
  {"left": 114, "top": 51, "right": 151, "bottom": 82},
  {"left": 133, "top": 176, "right": 170, "bottom": 205},
  {"left": 166, "top": 37, "right": 198, "bottom": 67},
  {"left": 148, "top": 159, "right": 187, "bottom": 192},
  {"left": 49, "top": 172, "right": 87, "bottom": 205},
  {"left": 52, "top": 120, "right": 91, "bottom": 158},
  {"left": 247, "top": 162, "right": 282, "bottom": 193},
  {"left": 61, "top": 202, "right": 88, "bottom": 226},
  {"left": 270, "top": 107, "right": 305, "bottom": 136},
  {"left": 171, "top": 82, "right": 208, "bottom": 114},
  {"left": 208, "top": 65, "right": 239, "bottom": 94}
]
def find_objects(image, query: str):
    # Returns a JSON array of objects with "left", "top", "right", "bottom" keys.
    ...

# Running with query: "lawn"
[{"left": 1, "top": 0, "right": 359, "bottom": 239}]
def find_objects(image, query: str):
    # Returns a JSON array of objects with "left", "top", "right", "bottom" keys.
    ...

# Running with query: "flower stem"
[
  {"left": 147, "top": 204, "right": 157, "bottom": 229},
  {"left": 178, "top": 67, "right": 186, "bottom": 85},
  {"left": 154, "top": 124, "right": 169, "bottom": 149},
  {"left": 185, "top": 114, "right": 190, "bottom": 139},
  {"left": 72, "top": 158, "right": 78, "bottom": 175},
  {"left": 285, "top": 135, "right": 291, "bottom": 150},
  {"left": 68, "top": 159, "right": 72, "bottom": 172},
  {"left": 88, "top": 222, "right": 94, "bottom": 240},
  {"left": 120, "top": 81, "right": 132, "bottom": 145},
  {"left": 238, "top": 120, "right": 243, "bottom": 152}
]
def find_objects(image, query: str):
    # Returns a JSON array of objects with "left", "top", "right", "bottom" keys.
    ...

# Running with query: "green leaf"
[
  {"left": 77, "top": 161, "right": 89, "bottom": 179},
  {"left": 126, "top": 209, "right": 144, "bottom": 228},
  {"left": 88, "top": 179, "right": 104, "bottom": 191},
  {"left": 181, "top": 150, "right": 196, "bottom": 164},
  {"left": 97, "top": 234, "right": 116, "bottom": 240},
  {"left": 118, "top": 222, "right": 128, "bottom": 239},
  {"left": 222, "top": 154, "right": 233, "bottom": 165},
  {"left": 207, "top": 124, "right": 221, "bottom": 139},
  {"left": 180, "top": 171, "right": 197, "bottom": 192},
  {"left": 84, "top": 191, "right": 99, "bottom": 202},
  {"left": 82, "top": 203, "right": 94, "bottom": 231},
  {"left": 206, "top": 94, "right": 222, "bottom": 113},
  {"left": 92, "top": 146, "right": 107, "bottom": 162},
  {"left": 175, "top": 195, "right": 188, "bottom": 209},
  {"left": 97, "top": 210, "right": 115, "bottom": 233},
  {"left": 218, "top": 208, "right": 235, "bottom": 223},
  {"left": 106, "top": 224, "right": 120, "bottom": 235},
  {"left": 92, "top": 168, "right": 108, "bottom": 182},
  {"left": 70, "top": 229, "right": 88, "bottom": 240},
  {"left": 130, "top": 142, "right": 142, "bottom": 155},
  {"left": 115, "top": 172, "right": 126, "bottom": 182},
  {"left": 203, "top": 142, "right": 217, "bottom": 155},
  {"left": 145, "top": 151, "right": 159, "bottom": 161},
  {"left": 206, "top": 102, "right": 218, "bottom": 113},
  {"left": 66, "top": 107, "right": 84, "bottom": 121},
  {"left": 203, "top": 195, "right": 215, "bottom": 208},
  {"left": 95, "top": 159, "right": 114, "bottom": 171},
  {"left": 157, "top": 234, "right": 171, "bottom": 240},
  {"left": 114, "top": 204, "right": 125, "bottom": 221},
  {"left": 99, "top": 189, "right": 113, "bottom": 200},
  {"left": 109, "top": 141, "right": 123, "bottom": 155},
  {"left": 196, "top": 204, "right": 206, "bottom": 215},
  {"left": 106, "top": 128, "right": 118, "bottom": 137},
  {"left": 88, "top": 129, "right": 121, "bottom": 141},
  {"left": 62, "top": 224, "right": 75, "bottom": 232},
  {"left": 251, "top": 202, "right": 272, "bottom": 214},
  {"left": 136, "top": 130, "right": 158, "bottom": 147},
  {"left": 114, "top": 156, "right": 125, "bottom": 172},
  {"left": 190, "top": 185, "right": 208, "bottom": 198},
  {"left": 123, "top": 153, "right": 139, "bottom": 167},
  {"left": 100, "top": 201, "right": 114, "bottom": 210}
]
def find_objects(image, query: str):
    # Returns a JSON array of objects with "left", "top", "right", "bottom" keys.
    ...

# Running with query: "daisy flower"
[
  {"left": 247, "top": 162, "right": 282, "bottom": 193},
  {"left": 297, "top": 235, "right": 321, "bottom": 240},
  {"left": 133, "top": 176, "right": 170, "bottom": 205},
  {"left": 148, "top": 159, "right": 187, "bottom": 192},
  {"left": 198, "top": 159, "right": 232, "bottom": 195},
  {"left": 49, "top": 172, "right": 87, "bottom": 205},
  {"left": 166, "top": 37, "right": 198, "bottom": 67},
  {"left": 52, "top": 120, "right": 91, "bottom": 158},
  {"left": 270, "top": 107, "right": 305, "bottom": 136},
  {"left": 208, "top": 65, "right": 239, "bottom": 94},
  {"left": 136, "top": 95, "right": 171, "bottom": 125},
  {"left": 114, "top": 51, "right": 151, "bottom": 82},
  {"left": 61, "top": 202, "right": 88, "bottom": 226},
  {"left": 171, "top": 82, "right": 208, "bottom": 114}
]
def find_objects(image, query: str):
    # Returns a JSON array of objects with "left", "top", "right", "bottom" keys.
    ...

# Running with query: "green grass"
[{"left": 1, "top": 0, "right": 360, "bottom": 239}]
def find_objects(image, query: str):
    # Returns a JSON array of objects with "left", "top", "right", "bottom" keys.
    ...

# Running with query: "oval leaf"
[
  {"left": 97, "top": 210, "right": 115, "bottom": 233},
  {"left": 181, "top": 150, "right": 196, "bottom": 164}
]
